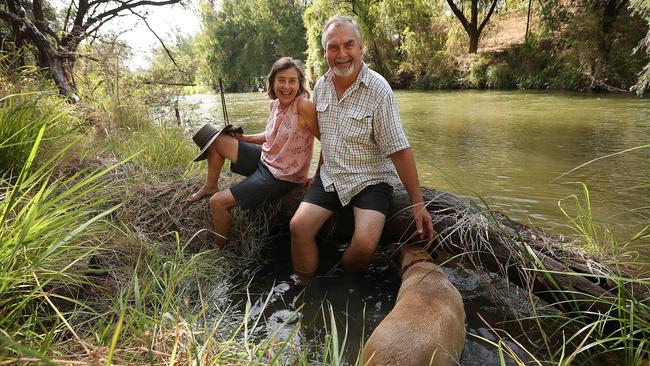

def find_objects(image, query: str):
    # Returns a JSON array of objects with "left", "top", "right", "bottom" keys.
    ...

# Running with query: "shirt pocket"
[{"left": 346, "top": 109, "right": 373, "bottom": 140}]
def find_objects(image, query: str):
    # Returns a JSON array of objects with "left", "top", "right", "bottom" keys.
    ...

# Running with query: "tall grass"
[
  {"left": 0, "top": 93, "right": 80, "bottom": 173},
  {"left": 100, "top": 123, "right": 199, "bottom": 177},
  {"left": 80, "top": 226, "right": 355, "bottom": 364},
  {"left": 0, "top": 122, "right": 123, "bottom": 360},
  {"left": 469, "top": 150, "right": 650, "bottom": 364}
]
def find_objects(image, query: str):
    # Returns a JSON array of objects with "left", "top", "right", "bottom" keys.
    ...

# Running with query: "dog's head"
[{"left": 399, "top": 245, "right": 437, "bottom": 275}]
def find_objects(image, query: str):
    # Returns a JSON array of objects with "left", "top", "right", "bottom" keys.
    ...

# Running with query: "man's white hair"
[{"left": 321, "top": 15, "right": 364, "bottom": 50}]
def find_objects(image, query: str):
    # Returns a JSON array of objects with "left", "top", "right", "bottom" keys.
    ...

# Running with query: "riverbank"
[{"left": 2, "top": 84, "right": 649, "bottom": 364}]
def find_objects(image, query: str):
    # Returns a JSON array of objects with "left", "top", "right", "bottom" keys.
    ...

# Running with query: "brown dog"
[{"left": 362, "top": 246, "right": 466, "bottom": 366}]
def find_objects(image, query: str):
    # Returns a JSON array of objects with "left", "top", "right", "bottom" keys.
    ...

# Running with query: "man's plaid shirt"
[{"left": 314, "top": 62, "right": 410, "bottom": 206}]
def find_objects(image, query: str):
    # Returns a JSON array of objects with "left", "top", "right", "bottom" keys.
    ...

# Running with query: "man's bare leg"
[
  {"left": 290, "top": 202, "right": 334, "bottom": 277},
  {"left": 209, "top": 189, "right": 238, "bottom": 249},
  {"left": 187, "top": 134, "right": 239, "bottom": 203},
  {"left": 341, "top": 207, "right": 385, "bottom": 273}
]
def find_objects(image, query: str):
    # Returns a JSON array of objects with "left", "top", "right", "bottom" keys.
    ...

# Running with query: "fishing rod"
[
  {"left": 218, "top": 77, "right": 229, "bottom": 126},
  {"left": 217, "top": 78, "right": 242, "bottom": 135}
]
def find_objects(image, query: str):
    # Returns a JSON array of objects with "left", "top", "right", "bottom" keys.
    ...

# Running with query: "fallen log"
[{"left": 276, "top": 185, "right": 650, "bottom": 315}]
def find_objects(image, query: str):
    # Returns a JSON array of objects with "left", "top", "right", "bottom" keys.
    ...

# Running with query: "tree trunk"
[
  {"left": 20, "top": 16, "right": 79, "bottom": 101},
  {"left": 469, "top": 31, "right": 479, "bottom": 53}
]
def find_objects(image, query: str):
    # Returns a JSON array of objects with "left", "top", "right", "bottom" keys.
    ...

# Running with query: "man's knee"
[
  {"left": 351, "top": 235, "right": 379, "bottom": 258},
  {"left": 290, "top": 212, "right": 313, "bottom": 240}
]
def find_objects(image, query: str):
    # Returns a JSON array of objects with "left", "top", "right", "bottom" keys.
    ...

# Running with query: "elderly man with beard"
[{"left": 290, "top": 15, "right": 434, "bottom": 278}]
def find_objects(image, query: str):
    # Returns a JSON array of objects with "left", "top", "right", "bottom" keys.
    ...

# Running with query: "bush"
[{"left": 485, "top": 62, "right": 515, "bottom": 89}]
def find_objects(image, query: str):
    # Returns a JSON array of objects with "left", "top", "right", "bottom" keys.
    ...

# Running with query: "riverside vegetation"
[
  {"left": 2, "top": 47, "right": 650, "bottom": 364},
  {"left": 1, "top": 0, "right": 650, "bottom": 99}
]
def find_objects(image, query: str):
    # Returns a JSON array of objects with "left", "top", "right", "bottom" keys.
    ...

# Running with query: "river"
[
  {"left": 179, "top": 90, "right": 649, "bottom": 253},
  {"left": 176, "top": 90, "right": 649, "bottom": 364}
]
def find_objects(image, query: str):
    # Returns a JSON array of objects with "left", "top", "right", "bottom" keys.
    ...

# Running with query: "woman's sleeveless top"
[{"left": 261, "top": 96, "right": 314, "bottom": 184}]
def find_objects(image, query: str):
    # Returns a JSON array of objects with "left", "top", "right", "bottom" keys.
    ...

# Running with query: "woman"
[{"left": 187, "top": 57, "right": 319, "bottom": 249}]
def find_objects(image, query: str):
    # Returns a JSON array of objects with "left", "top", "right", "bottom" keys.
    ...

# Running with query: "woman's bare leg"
[
  {"left": 187, "top": 134, "right": 239, "bottom": 203},
  {"left": 209, "top": 189, "right": 238, "bottom": 248}
]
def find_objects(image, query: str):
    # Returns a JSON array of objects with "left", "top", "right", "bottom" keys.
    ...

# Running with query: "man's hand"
[{"left": 412, "top": 203, "right": 434, "bottom": 243}]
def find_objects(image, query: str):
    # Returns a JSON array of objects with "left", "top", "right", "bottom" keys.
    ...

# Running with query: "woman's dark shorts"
[
  {"left": 303, "top": 175, "right": 393, "bottom": 216},
  {"left": 229, "top": 141, "right": 299, "bottom": 209}
]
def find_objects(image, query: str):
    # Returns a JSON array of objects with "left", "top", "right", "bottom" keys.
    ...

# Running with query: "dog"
[{"left": 362, "top": 246, "right": 466, "bottom": 366}]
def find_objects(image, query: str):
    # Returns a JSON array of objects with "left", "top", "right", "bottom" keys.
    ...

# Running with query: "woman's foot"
[{"left": 186, "top": 185, "right": 218, "bottom": 204}]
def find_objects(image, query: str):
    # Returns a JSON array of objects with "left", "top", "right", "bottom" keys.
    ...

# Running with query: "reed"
[
  {"left": 0, "top": 123, "right": 123, "bottom": 360},
  {"left": 0, "top": 93, "right": 80, "bottom": 174},
  {"left": 99, "top": 123, "right": 199, "bottom": 178}
]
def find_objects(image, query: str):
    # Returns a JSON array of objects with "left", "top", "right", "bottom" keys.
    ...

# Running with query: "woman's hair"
[{"left": 266, "top": 57, "right": 310, "bottom": 99}]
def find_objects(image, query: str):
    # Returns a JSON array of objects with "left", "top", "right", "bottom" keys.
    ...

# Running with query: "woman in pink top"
[{"left": 187, "top": 57, "right": 319, "bottom": 249}]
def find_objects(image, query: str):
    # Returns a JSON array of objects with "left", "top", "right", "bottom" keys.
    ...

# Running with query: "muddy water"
[{"left": 223, "top": 238, "right": 561, "bottom": 365}]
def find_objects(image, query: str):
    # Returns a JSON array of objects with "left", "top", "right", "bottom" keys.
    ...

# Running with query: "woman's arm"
[
  {"left": 237, "top": 132, "right": 266, "bottom": 145},
  {"left": 297, "top": 98, "right": 320, "bottom": 139}
]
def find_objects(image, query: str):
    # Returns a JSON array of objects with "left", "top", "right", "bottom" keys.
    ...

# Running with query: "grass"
[
  {"left": 0, "top": 121, "right": 121, "bottom": 361},
  {"left": 0, "top": 92, "right": 81, "bottom": 174},
  {"left": 98, "top": 122, "right": 201, "bottom": 178}
]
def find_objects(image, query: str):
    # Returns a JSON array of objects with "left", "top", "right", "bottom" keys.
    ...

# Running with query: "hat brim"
[{"left": 193, "top": 124, "right": 233, "bottom": 162}]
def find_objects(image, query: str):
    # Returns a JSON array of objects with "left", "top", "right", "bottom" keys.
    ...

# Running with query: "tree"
[
  {"left": 199, "top": 0, "right": 307, "bottom": 91},
  {"left": 0, "top": 0, "right": 184, "bottom": 101},
  {"left": 445, "top": 0, "right": 499, "bottom": 53}
]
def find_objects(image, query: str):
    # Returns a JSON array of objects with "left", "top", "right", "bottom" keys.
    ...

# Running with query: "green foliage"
[
  {"left": 460, "top": 54, "right": 491, "bottom": 88},
  {"left": 0, "top": 123, "right": 118, "bottom": 360},
  {"left": 0, "top": 92, "right": 81, "bottom": 174},
  {"left": 101, "top": 123, "right": 197, "bottom": 178},
  {"left": 407, "top": 51, "right": 461, "bottom": 89},
  {"left": 630, "top": 0, "right": 650, "bottom": 95},
  {"left": 199, "top": 0, "right": 308, "bottom": 91},
  {"left": 144, "top": 34, "right": 203, "bottom": 89},
  {"left": 303, "top": 0, "right": 346, "bottom": 82},
  {"left": 485, "top": 62, "right": 515, "bottom": 89}
]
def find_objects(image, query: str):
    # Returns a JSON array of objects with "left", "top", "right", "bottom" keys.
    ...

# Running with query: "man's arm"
[{"left": 390, "top": 147, "right": 434, "bottom": 243}]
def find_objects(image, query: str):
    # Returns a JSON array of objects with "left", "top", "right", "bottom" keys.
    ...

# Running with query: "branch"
[
  {"left": 126, "top": 7, "right": 187, "bottom": 74},
  {"left": 63, "top": 0, "right": 74, "bottom": 32},
  {"left": 85, "top": 0, "right": 182, "bottom": 28},
  {"left": 0, "top": 9, "right": 21, "bottom": 23},
  {"left": 445, "top": 0, "right": 471, "bottom": 34},
  {"left": 85, "top": 13, "right": 122, "bottom": 36},
  {"left": 478, "top": 0, "right": 499, "bottom": 34},
  {"left": 141, "top": 80, "right": 196, "bottom": 86}
]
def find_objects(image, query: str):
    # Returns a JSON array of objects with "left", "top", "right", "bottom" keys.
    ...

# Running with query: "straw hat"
[{"left": 192, "top": 123, "right": 229, "bottom": 162}]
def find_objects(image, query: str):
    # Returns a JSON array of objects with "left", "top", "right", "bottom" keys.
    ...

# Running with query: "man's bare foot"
[{"left": 186, "top": 185, "right": 218, "bottom": 204}]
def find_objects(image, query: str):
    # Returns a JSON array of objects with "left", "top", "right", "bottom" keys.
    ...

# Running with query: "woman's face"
[{"left": 273, "top": 67, "right": 300, "bottom": 108}]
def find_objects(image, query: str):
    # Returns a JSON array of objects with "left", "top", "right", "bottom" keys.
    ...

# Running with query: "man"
[{"left": 290, "top": 15, "right": 434, "bottom": 276}]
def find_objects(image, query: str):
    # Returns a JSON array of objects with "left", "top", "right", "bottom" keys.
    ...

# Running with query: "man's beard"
[{"left": 332, "top": 59, "right": 355, "bottom": 77}]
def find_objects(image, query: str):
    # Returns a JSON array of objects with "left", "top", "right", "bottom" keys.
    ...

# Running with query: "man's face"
[{"left": 324, "top": 23, "right": 363, "bottom": 79}]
